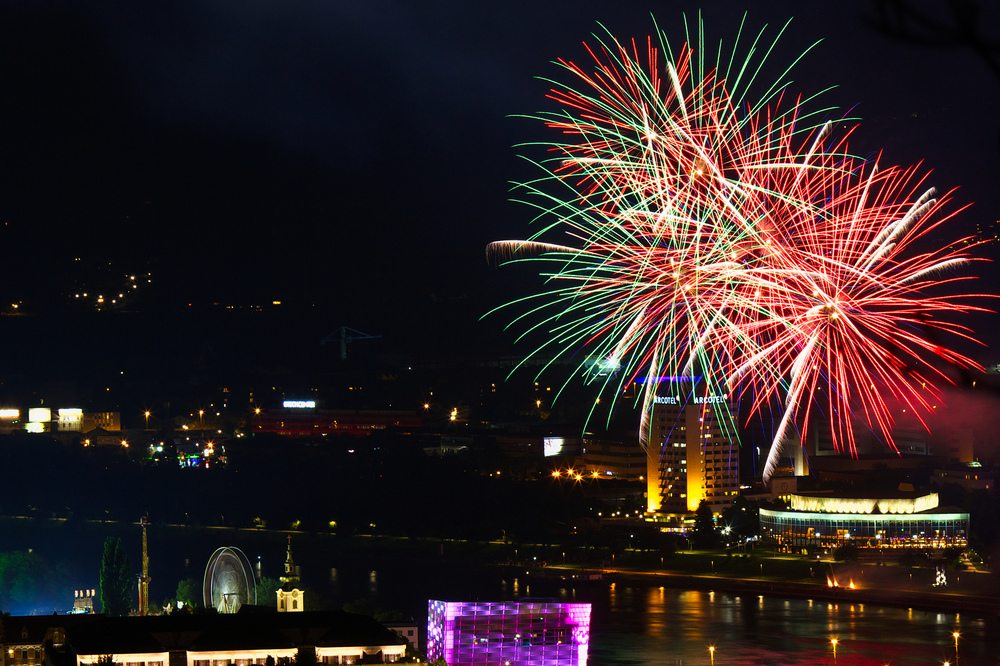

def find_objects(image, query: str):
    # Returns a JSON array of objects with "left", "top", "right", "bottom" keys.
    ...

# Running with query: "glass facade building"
[{"left": 427, "top": 600, "right": 591, "bottom": 666}]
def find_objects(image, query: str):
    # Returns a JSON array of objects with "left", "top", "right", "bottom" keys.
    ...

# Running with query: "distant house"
[
  {"left": 82, "top": 427, "right": 125, "bottom": 447},
  {"left": 382, "top": 622, "right": 419, "bottom": 652}
]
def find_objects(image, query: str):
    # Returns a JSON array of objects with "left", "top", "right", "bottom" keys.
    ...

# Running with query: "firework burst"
[{"left": 489, "top": 16, "right": 990, "bottom": 482}]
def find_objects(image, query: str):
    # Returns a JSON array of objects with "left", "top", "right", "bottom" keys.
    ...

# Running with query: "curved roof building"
[{"left": 760, "top": 491, "right": 969, "bottom": 550}]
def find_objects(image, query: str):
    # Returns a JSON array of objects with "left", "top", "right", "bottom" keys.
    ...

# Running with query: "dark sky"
[{"left": 1, "top": 0, "right": 999, "bottom": 362}]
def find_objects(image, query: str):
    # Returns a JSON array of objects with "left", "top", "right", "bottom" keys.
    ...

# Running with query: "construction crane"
[
  {"left": 320, "top": 326, "right": 380, "bottom": 361},
  {"left": 138, "top": 516, "right": 150, "bottom": 616}
]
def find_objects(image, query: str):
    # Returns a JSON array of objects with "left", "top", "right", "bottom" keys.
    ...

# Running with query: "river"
[{"left": 339, "top": 563, "right": 998, "bottom": 666}]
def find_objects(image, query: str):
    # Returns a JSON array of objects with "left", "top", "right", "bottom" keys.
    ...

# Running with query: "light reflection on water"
[
  {"left": 585, "top": 583, "right": 996, "bottom": 666},
  {"left": 335, "top": 565, "right": 995, "bottom": 666}
]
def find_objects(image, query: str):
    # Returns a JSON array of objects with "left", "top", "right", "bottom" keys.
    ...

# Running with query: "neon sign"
[{"left": 282, "top": 400, "right": 316, "bottom": 409}]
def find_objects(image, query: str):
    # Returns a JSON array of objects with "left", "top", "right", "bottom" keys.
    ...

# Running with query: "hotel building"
[{"left": 644, "top": 377, "right": 739, "bottom": 517}]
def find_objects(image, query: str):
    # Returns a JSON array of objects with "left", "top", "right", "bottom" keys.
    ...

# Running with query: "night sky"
[{"left": 2, "top": 0, "right": 999, "bottom": 364}]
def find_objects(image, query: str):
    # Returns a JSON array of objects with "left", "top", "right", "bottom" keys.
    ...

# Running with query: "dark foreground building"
[{"left": 0, "top": 609, "right": 407, "bottom": 666}]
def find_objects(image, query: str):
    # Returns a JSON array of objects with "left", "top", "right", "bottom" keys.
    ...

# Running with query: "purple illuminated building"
[{"left": 427, "top": 600, "right": 591, "bottom": 666}]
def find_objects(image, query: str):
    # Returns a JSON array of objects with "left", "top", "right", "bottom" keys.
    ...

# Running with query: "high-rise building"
[{"left": 644, "top": 376, "right": 740, "bottom": 516}]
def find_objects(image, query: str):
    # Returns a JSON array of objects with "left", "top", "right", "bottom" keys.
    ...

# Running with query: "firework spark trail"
[{"left": 489, "top": 16, "right": 992, "bottom": 484}]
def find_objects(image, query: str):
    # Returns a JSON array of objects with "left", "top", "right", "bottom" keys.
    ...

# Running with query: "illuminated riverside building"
[
  {"left": 252, "top": 400, "right": 421, "bottom": 437},
  {"left": 0, "top": 408, "right": 121, "bottom": 435},
  {"left": 759, "top": 492, "right": 969, "bottom": 550},
  {"left": 643, "top": 376, "right": 739, "bottom": 517},
  {"left": 427, "top": 600, "right": 591, "bottom": 666}
]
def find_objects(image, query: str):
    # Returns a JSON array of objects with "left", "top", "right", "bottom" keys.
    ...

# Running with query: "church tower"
[{"left": 276, "top": 536, "right": 304, "bottom": 612}]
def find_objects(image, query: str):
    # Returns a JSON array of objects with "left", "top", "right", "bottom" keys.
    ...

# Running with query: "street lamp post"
[
  {"left": 953, "top": 632, "right": 960, "bottom": 665},
  {"left": 709, "top": 646, "right": 715, "bottom": 666},
  {"left": 830, "top": 638, "right": 838, "bottom": 664},
  {"left": 144, "top": 410, "right": 150, "bottom": 430}
]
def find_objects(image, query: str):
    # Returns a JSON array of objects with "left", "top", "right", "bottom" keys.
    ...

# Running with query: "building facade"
[
  {"left": 427, "top": 600, "right": 591, "bottom": 666},
  {"left": 277, "top": 537, "right": 304, "bottom": 613},
  {"left": 759, "top": 492, "right": 969, "bottom": 550},
  {"left": 644, "top": 377, "right": 739, "bottom": 516},
  {"left": 580, "top": 436, "right": 645, "bottom": 480}
]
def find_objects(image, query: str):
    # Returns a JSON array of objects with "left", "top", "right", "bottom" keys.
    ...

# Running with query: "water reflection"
[
  {"left": 592, "top": 584, "right": 993, "bottom": 666},
  {"left": 323, "top": 563, "right": 994, "bottom": 666}
]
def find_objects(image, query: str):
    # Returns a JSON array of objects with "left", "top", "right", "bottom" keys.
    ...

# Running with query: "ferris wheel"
[{"left": 203, "top": 547, "right": 257, "bottom": 613}]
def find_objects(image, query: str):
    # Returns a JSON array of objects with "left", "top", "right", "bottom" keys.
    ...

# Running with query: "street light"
[
  {"left": 709, "top": 646, "right": 715, "bottom": 666},
  {"left": 953, "top": 632, "right": 960, "bottom": 664},
  {"left": 830, "top": 638, "right": 838, "bottom": 663},
  {"left": 144, "top": 411, "right": 150, "bottom": 430}
]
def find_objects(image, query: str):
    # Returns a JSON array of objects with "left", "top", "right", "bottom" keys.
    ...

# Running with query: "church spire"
[
  {"left": 276, "top": 536, "right": 304, "bottom": 612},
  {"left": 280, "top": 535, "right": 298, "bottom": 584}
]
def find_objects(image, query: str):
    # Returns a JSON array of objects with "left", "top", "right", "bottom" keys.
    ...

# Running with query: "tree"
[
  {"left": 296, "top": 647, "right": 317, "bottom": 666},
  {"left": 99, "top": 537, "right": 132, "bottom": 616},
  {"left": 255, "top": 577, "right": 282, "bottom": 609},
  {"left": 0, "top": 550, "right": 44, "bottom": 612},
  {"left": 175, "top": 578, "right": 200, "bottom": 609},
  {"left": 719, "top": 495, "right": 760, "bottom": 541},
  {"left": 692, "top": 500, "right": 718, "bottom": 548},
  {"left": 833, "top": 543, "right": 859, "bottom": 562}
]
